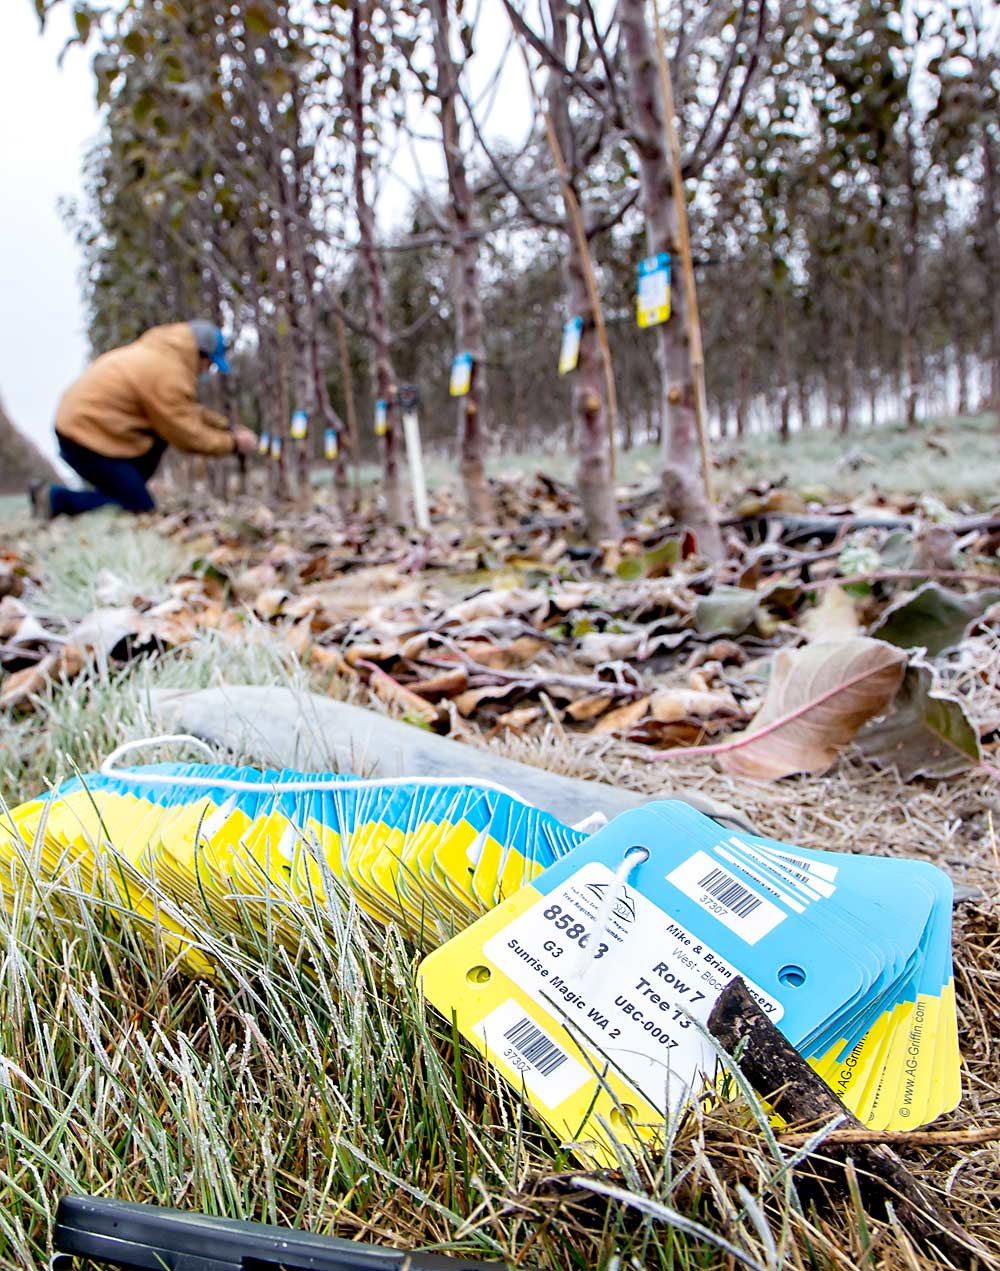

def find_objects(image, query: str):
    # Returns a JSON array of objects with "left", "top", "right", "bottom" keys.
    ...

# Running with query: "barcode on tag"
[
  {"left": 698, "top": 866, "right": 761, "bottom": 917},
  {"left": 474, "top": 999, "right": 589, "bottom": 1107},
  {"left": 504, "top": 1017, "right": 567, "bottom": 1076},
  {"left": 667, "top": 849, "right": 787, "bottom": 945}
]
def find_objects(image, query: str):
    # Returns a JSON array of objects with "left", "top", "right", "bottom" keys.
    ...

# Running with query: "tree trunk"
[
  {"left": 279, "top": 155, "right": 351, "bottom": 514},
  {"left": 982, "top": 126, "right": 1000, "bottom": 408},
  {"left": 546, "top": 0, "right": 621, "bottom": 543},
  {"left": 736, "top": 360, "right": 749, "bottom": 438},
  {"left": 428, "top": 0, "right": 493, "bottom": 525},
  {"left": 797, "top": 380, "right": 811, "bottom": 432},
  {"left": 839, "top": 355, "right": 853, "bottom": 436},
  {"left": 776, "top": 287, "right": 791, "bottom": 442},
  {"left": 269, "top": 320, "right": 291, "bottom": 501},
  {"left": 956, "top": 346, "right": 970, "bottom": 416},
  {"left": 348, "top": 1, "right": 403, "bottom": 522},
  {"left": 619, "top": 0, "right": 720, "bottom": 558},
  {"left": 334, "top": 311, "right": 362, "bottom": 509},
  {"left": 899, "top": 113, "right": 921, "bottom": 429}
]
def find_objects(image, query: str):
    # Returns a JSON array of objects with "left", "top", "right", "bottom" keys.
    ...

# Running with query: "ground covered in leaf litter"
[{"left": 2, "top": 466, "right": 1000, "bottom": 1267}]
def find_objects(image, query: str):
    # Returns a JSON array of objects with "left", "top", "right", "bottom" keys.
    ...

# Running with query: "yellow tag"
[{"left": 636, "top": 253, "right": 671, "bottom": 328}]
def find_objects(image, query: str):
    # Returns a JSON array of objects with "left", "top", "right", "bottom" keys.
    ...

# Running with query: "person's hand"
[{"left": 232, "top": 426, "right": 258, "bottom": 456}]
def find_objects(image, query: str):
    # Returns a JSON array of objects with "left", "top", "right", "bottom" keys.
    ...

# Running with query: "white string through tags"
[
  {"left": 99, "top": 734, "right": 534, "bottom": 805},
  {"left": 567, "top": 844, "right": 649, "bottom": 982}
]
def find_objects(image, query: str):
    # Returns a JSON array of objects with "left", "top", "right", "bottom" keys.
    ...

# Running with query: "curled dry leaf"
[
  {"left": 1, "top": 656, "right": 59, "bottom": 709},
  {"left": 800, "top": 584, "right": 861, "bottom": 643},
  {"left": 461, "top": 636, "right": 549, "bottom": 669},
  {"left": 1, "top": 641, "right": 87, "bottom": 710},
  {"left": 650, "top": 686, "right": 742, "bottom": 723},
  {"left": 344, "top": 641, "right": 401, "bottom": 667},
  {"left": 716, "top": 637, "right": 908, "bottom": 780},
  {"left": 69, "top": 606, "right": 141, "bottom": 657},
  {"left": 566, "top": 692, "right": 615, "bottom": 722},
  {"left": 233, "top": 562, "right": 280, "bottom": 599},
  {"left": 365, "top": 663, "right": 440, "bottom": 726},
  {"left": 453, "top": 683, "right": 522, "bottom": 717},
  {"left": 576, "top": 632, "right": 643, "bottom": 665},
  {"left": 592, "top": 696, "right": 651, "bottom": 735},
  {"left": 495, "top": 704, "right": 545, "bottom": 732},
  {"left": 253, "top": 588, "right": 289, "bottom": 620},
  {"left": 310, "top": 645, "right": 352, "bottom": 677},
  {"left": 282, "top": 618, "right": 313, "bottom": 658},
  {"left": 407, "top": 668, "right": 469, "bottom": 700},
  {"left": 443, "top": 588, "right": 545, "bottom": 626}
]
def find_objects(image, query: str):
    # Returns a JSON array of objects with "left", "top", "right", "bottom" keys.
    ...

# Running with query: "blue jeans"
[{"left": 49, "top": 434, "right": 167, "bottom": 517}]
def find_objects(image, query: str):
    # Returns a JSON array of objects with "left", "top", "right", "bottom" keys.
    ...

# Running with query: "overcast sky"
[{"left": 0, "top": 6, "right": 98, "bottom": 460}]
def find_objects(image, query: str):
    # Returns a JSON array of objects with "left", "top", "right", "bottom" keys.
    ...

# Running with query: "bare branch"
[
  {"left": 458, "top": 84, "right": 564, "bottom": 230},
  {"left": 683, "top": 0, "right": 753, "bottom": 169},
  {"left": 498, "top": 0, "right": 617, "bottom": 120},
  {"left": 684, "top": 0, "right": 769, "bottom": 177}
]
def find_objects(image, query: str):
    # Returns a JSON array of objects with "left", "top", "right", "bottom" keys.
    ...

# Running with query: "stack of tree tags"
[
  {"left": 0, "top": 762, "right": 583, "bottom": 969},
  {"left": 420, "top": 800, "right": 961, "bottom": 1165}
]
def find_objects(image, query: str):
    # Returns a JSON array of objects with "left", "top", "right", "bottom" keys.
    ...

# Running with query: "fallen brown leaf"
[
  {"left": 1, "top": 655, "right": 57, "bottom": 710},
  {"left": 716, "top": 638, "right": 907, "bottom": 780},
  {"left": 253, "top": 588, "right": 289, "bottom": 620},
  {"left": 566, "top": 692, "right": 615, "bottom": 722},
  {"left": 233, "top": 563, "right": 280, "bottom": 599},
  {"left": 310, "top": 645, "right": 353, "bottom": 676},
  {"left": 453, "top": 683, "right": 523, "bottom": 716},
  {"left": 800, "top": 584, "right": 861, "bottom": 642},
  {"left": 592, "top": 696, "right": 651, "bottom": 734},
  {"left": 407, "top": 668, "right": 469, "bottom": 700},
  {"left": 344, "top": 641, "right": 401, "bottom": 667},
  {"left": 283, "top": 618, "right": 313, "bottom": 658},
  {"left": 494, "top": 704, "right": 545, "bottom": 732},
  {"left": 462, "top": 636, "right": 549, "bottom": 669},
  {"left": 364, "top": 663, "right": 440, "bottom": 725},
  {"left": 650, "top": 687, "right": 742, "bottom": 723}
]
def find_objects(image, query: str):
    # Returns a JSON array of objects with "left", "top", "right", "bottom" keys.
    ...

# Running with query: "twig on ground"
[{"left": 708, "top": 977, "right": 989, "bottom": 1269}]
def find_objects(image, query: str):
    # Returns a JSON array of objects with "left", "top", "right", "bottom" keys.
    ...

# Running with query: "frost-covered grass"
[
  {"left": 343, "top": 411, "right": 1000, "bottom": 506},
  {"left": 0, "top": 519, "right": 838, "bottom": 1271},
  {"left": 1, "top": 456, "right": 998, "bottom": 1271},
  {"left": 730, "top": 412, "right": 1000, "bottom": 507}
]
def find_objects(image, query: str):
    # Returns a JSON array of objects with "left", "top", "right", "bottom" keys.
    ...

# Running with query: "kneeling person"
[{"left": 33, "top": 319, "right": 256, "bottom": 518}]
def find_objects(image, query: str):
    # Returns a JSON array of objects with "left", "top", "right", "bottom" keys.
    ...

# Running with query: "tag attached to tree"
[
  {"left": 258, "top": 431, "right": 270, "bottom": 456},
  {"left": 374, "top": 399, "right": 388, "bottom": 436},
  {"left": 270, "top": 435, "right": 282, "bottom": 461},
  {"left": 449, "top": 352, "right": 473, "bottom": 397},
  {"left": 637, "top": 252, "right": 671, "bottom": 328},
  {"left": 558, "top": 317, "right": 583, "bottom": 374},
  {"left": 290, "top": 410, "right": 309, "bottom": 441},
  {"left": 324, "top": 428, "right": 338, "bottom": 461}
]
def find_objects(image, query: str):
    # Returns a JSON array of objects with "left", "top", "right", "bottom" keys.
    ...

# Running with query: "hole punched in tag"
[
  {"left": 778, "top": 964, "right": 807, "bottom": 988},
  {"left": 569, "top": 844, "right": 650, "bottom": 982}
]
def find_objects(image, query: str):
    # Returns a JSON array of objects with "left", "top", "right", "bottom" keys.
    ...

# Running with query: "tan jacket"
[{"left": 56, "top": 323, "right": 235, "bottom": 459}]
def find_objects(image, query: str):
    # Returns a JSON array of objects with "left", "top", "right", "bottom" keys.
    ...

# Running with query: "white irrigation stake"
[{"left": 399, "top": 383, "right": 431, "bottom": 533}]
